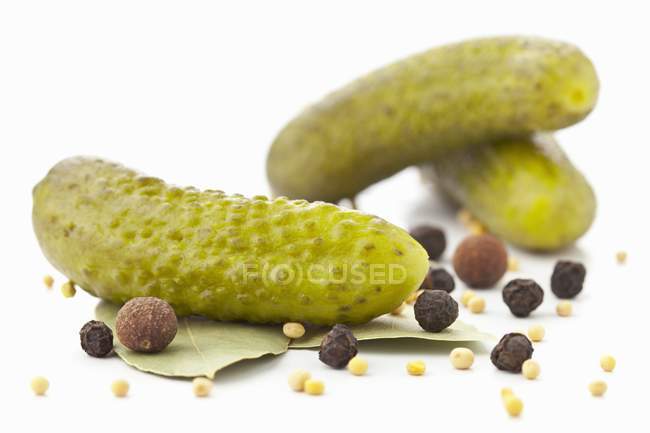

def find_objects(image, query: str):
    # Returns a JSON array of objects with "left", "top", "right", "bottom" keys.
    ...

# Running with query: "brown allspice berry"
[
  {"left": 453, "top": 234, "right": 507, "bottom": 288},
  {"left": 319, "top": 324, "right": 358, "bottom": 369},
  {"left": 116, "top": 297, "right": 178, "bottom": 353},
  {"left": 409, "top": 225, "right": 446, "bottom": 260},
  {"left": 490, "top": 333, "right": 534, "bottom": 372},
  {"left": 80, "top": 320, "right": 114, "bottom": 357}
]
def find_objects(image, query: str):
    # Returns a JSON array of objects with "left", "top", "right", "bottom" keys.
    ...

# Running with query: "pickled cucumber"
[
  {"left": 421, "top": 135, "right": 596, "bottom": 251},
  {"left": 32, "top": 158, "right": 429, "bottom": 325},
  {"left": 267, "top": 36, "right": 599, "bottom": 202}
]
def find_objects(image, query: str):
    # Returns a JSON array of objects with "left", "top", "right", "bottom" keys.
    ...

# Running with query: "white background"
[{"left": 1, "top": 1, "right": 648, "bottom": 431}]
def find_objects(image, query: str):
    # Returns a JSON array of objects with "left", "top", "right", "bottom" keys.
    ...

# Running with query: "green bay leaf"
[
  {"left": 290, "top": 309, "right": 493, "bottom": 348},
  {"left": 96, "top": 302, "right": 290, "bottom": 379}
]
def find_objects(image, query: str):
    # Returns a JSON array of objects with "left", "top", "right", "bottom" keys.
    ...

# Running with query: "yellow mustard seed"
[
  {"left": 527, "top": 324, "right": 545, "bottom": 342},
  {"left": 556, "top": 301, "right": 573, "bottom": 317},
  {"left": 457, "top": 209, "right": 473, "bottom": 225},
  {"left": 507, "top": 256, "right": 520, "bottom": 272},
  {"left": 405, "top": 290, "right": 422, "bottom": 305},
  {"left": 61, "top": 281, "right": 76, "bottom": 298},
  {"left": 111, "top": 379, "right": 129, "bottom": 397},
  {"left": 288, "top": 370, "right": 311, "bottom": 391},
  {"left": 460, "top": 290, "right": 476, "bottom": 307},
  {"left": 615, "top": 251, "right": 627, "bottom": 264},
  {"left": 503, "top": 395, "right": 524, "bottom": 417},
  {"left": 521, "top": 360, "right": 540, "bottom": 380},
  {"left": 500, "top": 387, "right": 514, "bottom": 399},
  {"left": 304, "top": 379, "right": 325, "bottom": 396},
  {"left": 192, "top": 377, "right": 213, "bottom": 397},
  {"left": 600, "top": 355, "right": 616, "bottom": 372},
  {"left": 391, "top": 303, "right": 406, "bottom": 315},
  {"left": 43, "top": 275, "right": 54, "bottom": 289},
  {"left": 468, "top": 296, "right": 486, "bottom": 314},
  {"left": 589, "top": 380, "right": 607, "bottom": 397},
  {"left": 347, "top": 356, "right": 368, "bottom": 376},
  {"left": 406, "top": 360, "right": 426, "bottom": 376},
  {"left": 31, "top": 376, "right": 49, "bottom": 396},
  {"left": 449, "top": 348, "right": 474, "bottom": 370},
  {"left": 282, "top": 322, "right": 306, "bottom": 339},
  {"left": 468, "top": 221, "right": 487, "bottom": 235}
]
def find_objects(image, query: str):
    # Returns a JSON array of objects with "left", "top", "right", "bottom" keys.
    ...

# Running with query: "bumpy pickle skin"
[
  {"left": 267, "top": 36, "right": 599, "bottom": 202},
  {"left": 32, "top": 158, "right": 429, "bottom": 325},
  {"left": 422, "top": 135, "right": 596, "bottom": 251}
]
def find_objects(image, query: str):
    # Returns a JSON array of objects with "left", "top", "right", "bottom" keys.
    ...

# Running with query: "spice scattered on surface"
[
  {"left": 319, "top": 324, "right": 358, "bottom": 368},
  {"left": 288, "top": 370, "right": 311, "bottom": 391},
  {"left": 500, "top": 387, "right": 514, "bottom": 399},
  {"left": 43, "top": 275, "right": 54, "bottom": 289},
  {"left": 521, "top": 360, "right": 540, "bottom": 380},
  {"left": 453, "top": 234, "right": 507, "bottom": 288},
  {"left": 502, "top": 279, "right": 544, "bottom": 317},
  {"left": 460, "top": 290, "right": 476, "bottom": 307},
  {"left": 468, "top": 221, "right": 487, "bottom": 235},
  {"left": 282, "top": 322, "right": 306, "bottom": 339},
  {"left": 409, "top": 225, "right": 446, "bottom": 260},
  {"left": 390, "top": 303, "right": 406, "bottom": 316},
  {"left": 414, "top": 290, "right": 459, "bottom": 332},
  {"left": 588, "top": 380, "right": 607, "bottom": 397},
  {"left": 192, "top": 377, "right": 213, "bottom": 397},
  {"left": 600, "top": 355, "right": 616, "bottom": 372},
  {"left": 449, "top": 348, "right": 474, "bottom": 369},
  {"left": 503, "top": 395, "right": 524, "bottom": 417},
  {"left": 615, "top": 251, "right": 627, "bottom": 264},
  {"left": 304, "top": 379, "right": 325, "bottom": 395},
  {"left": 421, "top": 267, "right": 455, "bottom": 293},
  {"left": 347, "top": 356, "right": 368, "bottom": 376},
  {"left": 116, "top": 297, "right": 178, "bottom": 353},
  {"left": 111, "top": 380, "right": 129, "bottom": 397},
  {"left": 527, "top": 325, "right": 545, "bottom": 342},
  {"left": 491, "top": 333, "right": 534, "bottom": 372},
  {"left": 30, "top": 376, "right": 49, "bottom": 396},
  {"left": 80, "top": 320, "right": 114, "bottom": 358},
  {"left": 61, "top": 281, "right": 76, "bottom": 298},
  {"left": 405, "top": 290, "right": 422, "bottom": 305},
  {"left": 467, "top": 296, "right": 486, "bottom": 314},
  {"left": 507, "top": 256, "right": 520, "bottom": 272},
  {"left": 406, "top": 360, "right": 426, "bottom": 376},
  {"left": 551, "top": 260, "right": 586, "bottom": 299},
  {"left": 556, "top": 301, "right": 573, "bottom": 317}
]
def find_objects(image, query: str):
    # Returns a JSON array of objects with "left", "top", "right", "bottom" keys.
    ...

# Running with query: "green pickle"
[
  {"left": 267, "top": 36, "right": 599, "bottom": 202},
  {"left": 33, "top": 158, "right": 429, "bottom": 325},
  {"left": 422, "top": 135, "right": 596, "bottom": 251}
]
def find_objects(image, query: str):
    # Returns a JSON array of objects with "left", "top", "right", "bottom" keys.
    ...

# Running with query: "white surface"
[{"left": 1, "top": 1, "right": 648, "bottom": 431}]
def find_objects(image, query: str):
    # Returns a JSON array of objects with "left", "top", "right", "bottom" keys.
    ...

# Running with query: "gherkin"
[
  {"left": 267, "top": 36, "right": 599, "bottom": 202},
  {"left": 33, "top": 158, "right": 429, "bottom": 325},
  {"left": 422, "top": 135, "right": 596, "bottom": 251}
]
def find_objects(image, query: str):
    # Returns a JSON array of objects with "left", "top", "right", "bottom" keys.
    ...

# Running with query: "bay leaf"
[
  {"left": 290, "top": 309, "right": 493, "bottom": 348},
  {"left": 96, "top": 302, "right": 290, "bottom": 379}
]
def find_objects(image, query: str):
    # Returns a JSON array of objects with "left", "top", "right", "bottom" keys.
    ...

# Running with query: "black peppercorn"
[
  {"left": 80, "top": 320, "right": 114, "bottom": 358},
  {"left": 319, "top": 324, "right": 358, "bottom": 368},
  {"left": 414, "top": 290, "right": 458, "bottom": 332},
  {"left": 420, "top": 267, "right": 456, "bottom": 293},
  {"left": 502, "top": 279, "right": 544, "bottom": 317},
  {"left": 490, "top": 333, "right": 534, "bottom": 372},
  {"left": 551, "top": 260, "right": 586, "bottom": 299},
  {"left": 409, "top": 225, "right": 446, "bottom": 260}
]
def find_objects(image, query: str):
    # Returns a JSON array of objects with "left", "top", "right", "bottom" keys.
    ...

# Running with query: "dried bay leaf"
[
  {"left": 96, "top": 302, "right": 290, "bottom": 379},
  {"left": 290, "top": 309, "right": 493, "bottom": 348}
]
